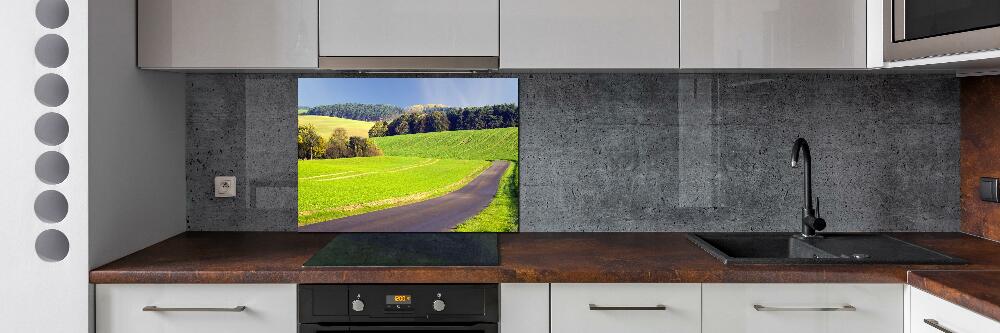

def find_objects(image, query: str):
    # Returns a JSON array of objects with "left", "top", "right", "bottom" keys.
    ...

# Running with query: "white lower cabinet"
[
  {"left": 910, "top": 287, "right": 1000, "bottom": 333},
  {"left": 96, "top": 284, "right": 297, "bottom": 333},
  {"left": 702, "top": 283, "right": 904, "bottom": 333},
  {"left": 95, "top": 282, "right": 999, "bottom": 333},
  {"left": 550, "top": 283, "right": 701, "bottom": 333},
  {"left": 500, "top": 283, "right": 549, "bottom": 333}
]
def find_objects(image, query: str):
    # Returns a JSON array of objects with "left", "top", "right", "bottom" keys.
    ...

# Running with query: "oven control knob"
[
  {"left": 432, "top": 299, "right": 446, "bottom": 312},
  {"left": 351, "top": 299, "right": 365, "bottom": 312}
]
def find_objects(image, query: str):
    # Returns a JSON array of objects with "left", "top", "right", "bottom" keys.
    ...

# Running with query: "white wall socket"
[{"left": 214, "top": 176, "right": 236, "bottom": 198}]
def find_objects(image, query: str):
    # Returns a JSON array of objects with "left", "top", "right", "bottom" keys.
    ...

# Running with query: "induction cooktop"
[{"left": 303, "top": 233, "right": 500, "bottom": 267}]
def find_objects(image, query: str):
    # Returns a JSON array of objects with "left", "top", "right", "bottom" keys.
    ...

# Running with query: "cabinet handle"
[
  {"left": 753, "top": 304, "right": 856, "bottom": 312},
  {"left": 923, "top": 319, "right": 955, "bottom": 333},
  {"left": 589, "top": 304, "right": 667, "bottom": 311},
  {"left": 142, "top": 306, "right": 247, "bottom": 312}
]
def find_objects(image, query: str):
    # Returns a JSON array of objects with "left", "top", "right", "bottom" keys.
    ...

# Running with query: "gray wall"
[
  {"left": 89, "top": 0, "right": 187, "bottom": 269},
  {"left": 186, "top": 73, "right": 960, "bottom": 232}
]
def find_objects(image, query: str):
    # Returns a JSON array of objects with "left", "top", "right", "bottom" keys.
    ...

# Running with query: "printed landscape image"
[{"left": 297, "top": 78, "right": 519, "bottom": 232}]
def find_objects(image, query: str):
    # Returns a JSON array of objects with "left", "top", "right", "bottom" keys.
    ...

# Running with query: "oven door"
[
  {"left": 885, "top": 0, "right": 1000, "bottom": 61},
  {"left": 300, "top": 323, "right": 498, "bottom": 333}
]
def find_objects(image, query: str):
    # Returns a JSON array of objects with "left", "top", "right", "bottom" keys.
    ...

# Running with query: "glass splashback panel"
[{"left": 296, "top": 78, "right": 519, "bottom": 233}]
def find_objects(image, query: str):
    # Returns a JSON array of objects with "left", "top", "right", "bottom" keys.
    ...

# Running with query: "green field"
[
  {"left": 298, "top": 156, "right": 489, "bottom": 225},
  {"left": 298, "top": 108, "right": 309, "bottom": 115},
  {"left": 455, "top": 162, "right": 519, "bottom": 232},
  {"left": 373, "top": 127, "right": 518, "bottom": 161},
  {"left": 298, "top": 115, "right": 374, "bottom": 138}
]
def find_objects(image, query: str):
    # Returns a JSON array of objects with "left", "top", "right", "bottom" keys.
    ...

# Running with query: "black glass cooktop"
[{"left": 303, "top": 233, "right": 499, "bottom": 267}]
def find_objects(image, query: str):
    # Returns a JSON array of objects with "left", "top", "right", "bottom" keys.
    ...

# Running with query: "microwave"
[{"left": 884, "top": 0, "right": 1000, "bottom": 62}]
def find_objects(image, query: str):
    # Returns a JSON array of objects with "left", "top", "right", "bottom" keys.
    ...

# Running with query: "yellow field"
[{"left": 298, "top": 115, "right": 374, "bottom": 138}]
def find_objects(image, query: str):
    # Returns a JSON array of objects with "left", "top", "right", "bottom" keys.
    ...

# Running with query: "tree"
[
  {"left": 323, "top": 128, "right": 350, "bottom": 159},
  {"left": 427, "top": 111, "right": 450, "bottom": 132},
  {"left": 462, "top": 109, "right": 486, "bottom": 130},
  {"left": 347, "top": 137, "right": 382, "bottom": 157},
  {"left": 388, "top": 114, "right": 411, "bottom": 135},
  {"left": 331, "top": 128, "right": 348, "bottom": 142},
  {"left": 362, "top": 139, "right": 383, "bottom": 157},
  {"left": 310, "top": 136, "right": 327, "bottom": 160},
  {"left": 377, "top": 103, "right": 520, "bottom": 137},
  {"left": 368, "top": 121, "right": 389, "bottom": 137},
  {"left": 348, "top": 137, "right": 365, "bottom": 157},
  {"left": 325, "top": 139, "right": 351, "bottom": 159},
  {"left": 407, "top": 113, "right": 428, "bottom": 133},
  {"left": 446, "top": 112, "right": 462, "bottom": 131},
  {"left": 305, "top": 103, "right": 404, "bottom": 121},
  {"left": 297, "top": 125, "right": 326, "bottom": 159}
]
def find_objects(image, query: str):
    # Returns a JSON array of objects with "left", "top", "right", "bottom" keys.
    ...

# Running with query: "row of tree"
[
  {"left": 304, "top": 103, "right": 403, "bottom": 121},
  {"left": 297, "top": 125, "right": 382, "bottom": 160},
  {"left": 368, "top": 103, "right": 518, "bottom": 137}
]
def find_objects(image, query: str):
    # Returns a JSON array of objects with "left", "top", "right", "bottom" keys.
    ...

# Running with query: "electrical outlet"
[
  {"left": 980, "top": 177, "right": 999, "bottom": 202},
  {"left": 215, "top": 176, "right": 236, "bottom": 198}
]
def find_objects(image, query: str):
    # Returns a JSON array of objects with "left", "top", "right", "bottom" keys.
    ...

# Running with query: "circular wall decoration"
[
  {"left": 34, "top": 73, "right": 69, "bottom": 107},
  {"left": 34, "top": 190, "right": 68, "bottom": 223},
  {"left": 35, "top": 229, "right": 70, "bottom": 262},
  {"left": 35, "top": 151, "right": 69, "bottom": 185},
  {"left": 35, "top": 112, "right": 69, "bottom": 146},
  {"left": 35, "top": 34, "right": 69, "bottom": 68},
  {"left": 36, "top": 0, "right": 69, "bottom": 29}
]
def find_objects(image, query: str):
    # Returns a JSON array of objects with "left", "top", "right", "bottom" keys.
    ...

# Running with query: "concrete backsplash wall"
[{"left": 186, "top": 73, "right": 960, "bottom": 232}]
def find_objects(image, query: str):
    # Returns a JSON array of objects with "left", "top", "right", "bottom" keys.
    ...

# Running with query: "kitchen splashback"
[
  {"left": 960, "top": 76, "right": 1000, "bottom": 242},
  {"left": 186, "top": 73, "right": 959, "bottom": 232}
]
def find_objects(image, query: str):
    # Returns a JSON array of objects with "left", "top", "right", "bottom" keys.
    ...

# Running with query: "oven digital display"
[{"left": 386, "top": 295, "right": 412, "bottom": 305}]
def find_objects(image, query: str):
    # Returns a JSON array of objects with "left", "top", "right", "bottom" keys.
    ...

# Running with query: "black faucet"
[{"left": 791, "top": 138, "right": 826, "bottom": 238}]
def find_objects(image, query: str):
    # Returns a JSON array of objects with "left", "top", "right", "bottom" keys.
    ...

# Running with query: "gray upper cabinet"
[
  {"left": 138, "top": 0, "right": 318, "bottom": 69},
  {"left": 501, "top": 0, "right": 680, "bottom": 69},
  {"left": 319, "top": 0, "right": 499, "bottom": 57},
  {"left": 133, "top": 0, "right": 877, "bottom": 70},
  {"left": 680, "top": 0, "right": 869, "bottom": 69}
]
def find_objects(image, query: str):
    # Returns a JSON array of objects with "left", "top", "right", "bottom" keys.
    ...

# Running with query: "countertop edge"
[{"left": 907, "top": 270, "right": 1000, "bottom": 323}]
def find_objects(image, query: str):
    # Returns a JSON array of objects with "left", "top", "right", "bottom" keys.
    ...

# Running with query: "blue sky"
[{"left": 298, "top": 78, "right": 518, "bottom": 108}]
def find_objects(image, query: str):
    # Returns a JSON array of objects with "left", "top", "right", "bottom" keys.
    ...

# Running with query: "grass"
[
  {"left": 298, "top": 156, "right": 489, "bottom": 226},
  {"left": 372, "top": 127, "right": 518, "bottom": 161},
  {"left": 454, "top": 162, "right": 519, "bottom": 232},
  {"left": 298, "top": 108, "right": 309, "bottom": 115},
  {"left": 298, "top": 127, "right": 520, "bottom": 232},
  {"left": 298, "top": 115, "right": 374, "bottom": 138}
]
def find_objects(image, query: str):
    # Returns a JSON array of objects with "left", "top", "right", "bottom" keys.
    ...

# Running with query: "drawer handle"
[
  {"left": 753, "top": 304, "right": 856, "bottom": 312},
  {"left": 589, "top": 304, "right": 667, "bottom": 311},
  {"left": 142, "top": 306, "right": 247, "bottom": 312},
  {"left": 923, "top": 319, "right": 955, "bottom": 333}
]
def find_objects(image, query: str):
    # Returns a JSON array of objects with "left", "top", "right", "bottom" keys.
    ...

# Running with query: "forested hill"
[
  {"left": 305, "top": 103, "right": 404, "bottom": 121},
  {"left": 304, "top": 103, "right": 519, "bottom": 126},
  {"left": 370, "top": 103, "right": 519, "bottom": 137}
]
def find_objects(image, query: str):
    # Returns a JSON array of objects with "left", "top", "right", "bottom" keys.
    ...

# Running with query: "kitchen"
[{"left": 2, "top": 0, "right": 1000, "bottom": 332}]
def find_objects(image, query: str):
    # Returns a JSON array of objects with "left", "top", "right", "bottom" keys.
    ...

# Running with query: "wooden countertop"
[
  {"left": 91, "top": 232, "right": 1000, "bottom": 284},
  {"left": 908, "top": 270, "right": 1000, "bottom": 323},
  {"left": 89, "top": 232, "right": 1000, "bottom": 321}
]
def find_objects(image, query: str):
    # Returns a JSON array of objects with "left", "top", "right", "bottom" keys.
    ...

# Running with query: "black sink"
[{"left": 687, "top": 233, "right": 966, "bottom": 265}]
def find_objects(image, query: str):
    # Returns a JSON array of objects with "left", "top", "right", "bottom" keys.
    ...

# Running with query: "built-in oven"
[
  {"left": 885, "top": 0, "right": 1000, "bottom": 61},
  {"left": 298, "top": 284, "right": 498, "bottom": 333}
]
